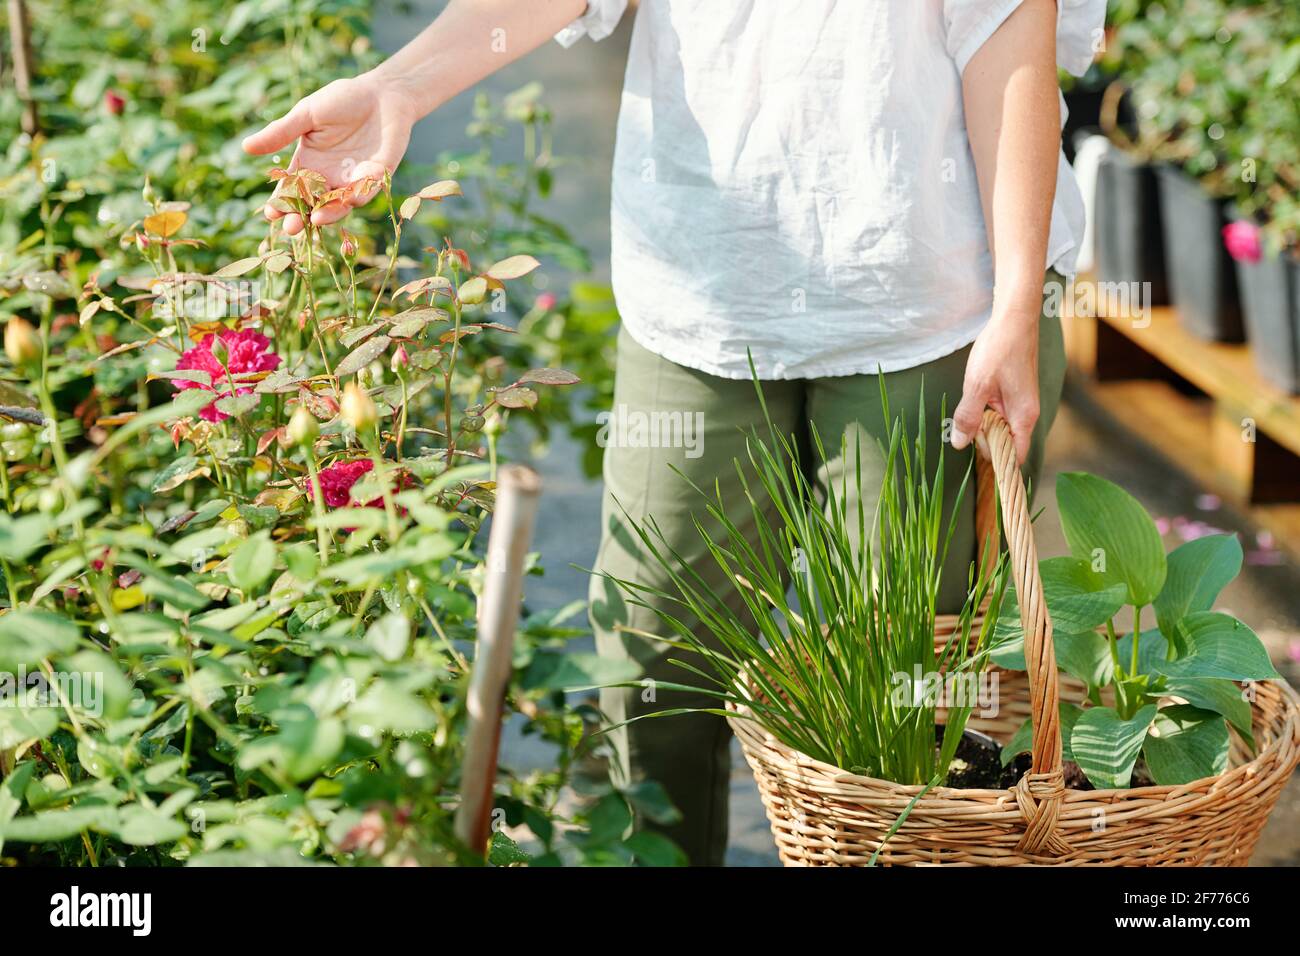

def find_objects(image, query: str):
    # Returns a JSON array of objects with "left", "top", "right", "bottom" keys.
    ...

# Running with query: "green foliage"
[
  {"left": 0, "top": 1, "right": 620, "bottom": 461},
  {"left": 611, "top": 386, "right": 1009, "bottom": 787},
  {"left": 1057, "top": 473, "right": 1167, "bottom": 606},
  {"left": 1070, "top": 703, "right": 1158, "bottom": 790},
  {"left": 387, "top": 86, "right": 621, "bottom": 469},
  {"left": 1, "top": 0, "right": 381, "bottom": 267},
  {"left": 997, "top": 472, "right": 1280, "bottom": 789},
  {"left": 0, "top": 167, "right": 667, "bottom": 863},
  {"left": 0, "top": 1, "right": 662, "bottom": 867},
  {"left": 1108, "top": 0, "right": 1300, "bottom": 250}
]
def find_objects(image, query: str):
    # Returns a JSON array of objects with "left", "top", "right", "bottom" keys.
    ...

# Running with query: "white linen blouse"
[{"left": 558, "top": 0, "right": 1107, "bottom": 379}]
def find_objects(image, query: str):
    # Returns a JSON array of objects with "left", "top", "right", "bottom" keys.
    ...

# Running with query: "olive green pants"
[{"left": 588, "top": 284, "right": 1066, "bottom": 866}]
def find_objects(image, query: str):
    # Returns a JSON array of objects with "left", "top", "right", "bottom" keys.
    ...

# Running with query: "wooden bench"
[{"left": 1063, "top": 286, "right": 1300, "bottom": 558}]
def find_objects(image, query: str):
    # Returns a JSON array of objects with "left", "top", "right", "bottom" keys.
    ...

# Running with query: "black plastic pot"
[
  {"left": 1063, "top": 87, "right": 1106, "bottom": 164},
  {"left": 1232, "top": 226, "right": 1300, "bottom": 392},
  {"left": 1155, "top": 164, "right": 1244, "bottom": 342},
  {"left": 1093, "top": 149, "right": 1169, "bottom": 306}
]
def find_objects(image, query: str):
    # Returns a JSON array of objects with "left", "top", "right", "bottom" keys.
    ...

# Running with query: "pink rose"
[
  {"left": 1222, "top": 220, "right": 1262, "bottom": 264},
  {"left": 173, "top": 328, "right": 282, "bottom": 422},
  {"left": 338, "top": 808, "right": 386, "bottom": 854},
  {"left": 308, "top": 458, "right": 413, "bottom": 519},
  {"left": 312, "top": 458, "right": 377, "bottom": 509}
]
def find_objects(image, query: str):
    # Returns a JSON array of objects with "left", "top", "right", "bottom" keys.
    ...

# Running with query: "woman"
[{"left": 246, "top": 0, "right": 1106, "bottom": 865}]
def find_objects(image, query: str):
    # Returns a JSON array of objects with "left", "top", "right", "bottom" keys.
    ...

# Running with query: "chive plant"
[{"left": 611, "top": 384, "right": 1010, "bottom": 787}]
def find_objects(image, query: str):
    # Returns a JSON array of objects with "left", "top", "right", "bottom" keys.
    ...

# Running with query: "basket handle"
[{"left": 973, "top": 409, "right": 1070, "bottom": 857}]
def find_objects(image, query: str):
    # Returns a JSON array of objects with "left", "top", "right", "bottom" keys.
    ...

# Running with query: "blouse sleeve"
[
  {"left": 555, "top": 0, "right": 629, "bottom": 48},
  {"left": 942, "top": 0, "right": 1107, "bottom": 77}
]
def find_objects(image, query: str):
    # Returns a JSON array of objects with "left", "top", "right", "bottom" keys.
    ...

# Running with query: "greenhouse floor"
[{"left": 505, "top": 389, "right": 1300, "bottom": 866}]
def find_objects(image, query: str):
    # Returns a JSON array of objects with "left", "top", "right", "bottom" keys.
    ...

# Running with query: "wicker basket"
[{"left": 727, "top": 410, "right": 1300, "bottom": 866}]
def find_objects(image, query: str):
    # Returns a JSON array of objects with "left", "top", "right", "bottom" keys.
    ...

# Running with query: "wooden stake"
[
  {"left": 7, "top": 0, "right": 39, "bottom": 136},
  {"left": 453, "top": 464, "right": 541, "bottom": 858}
]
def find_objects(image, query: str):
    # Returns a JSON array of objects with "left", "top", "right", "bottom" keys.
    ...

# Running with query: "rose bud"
[
  {"left": 104, "top": 90, "right": 126, "bottom": 116},
  {"left": 340, "top": 381, "right": 378, "bottom": 432},
  {"left": 340, "top": 230, "right": 358, "bottom": 259},
  {"left": 534, "top": 292, "right": 558, "bottom": 312},
  {"left": 390, "top": 345, "right": 409, "bottom": 373},
  {"left": 444, "top": 247, "right": 471, "bottom": 273},
  {"left": 5, "top": 317, "right": 42, "bottom": 367},
  {"left": 287, "top": 404, "right": 319, "bottom": 447}
]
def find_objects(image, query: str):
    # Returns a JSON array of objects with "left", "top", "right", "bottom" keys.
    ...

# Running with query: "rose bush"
[
  {"left": 0, "top": 0, "right": 382, "bottom": 263},
  {"left": 1, "top": 1, "right": 620, "bottom": 471},
  {"left": 0, "top": 162, "right": 680, "bottom": 866},
  {"left": 0, "top": 0, "right": 661, "bottom": 867}
]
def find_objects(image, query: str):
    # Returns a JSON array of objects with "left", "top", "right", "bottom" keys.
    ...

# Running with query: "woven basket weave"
[{"left": 727, "top": 410, "right": 1300, "bottom": 866}]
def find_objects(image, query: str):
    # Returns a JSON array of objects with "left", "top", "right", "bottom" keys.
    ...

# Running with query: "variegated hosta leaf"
[
  {"left": 1142, "top": 705, "right": 1229, "bottom": 786},
  {"left": 1070, "top": 704, "right": 1157, "bottom": 789}
]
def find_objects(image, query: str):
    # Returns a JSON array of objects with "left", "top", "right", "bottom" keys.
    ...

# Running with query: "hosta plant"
[
  {"left": 0, "top": 167, "right": 676, "bottom": 866},
  {"left": 994, "top": 472, "right": 1280, "bottom": 789}
]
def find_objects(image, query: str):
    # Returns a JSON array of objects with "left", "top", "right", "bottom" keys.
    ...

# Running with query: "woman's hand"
[
  {"left": 950, "top": 310, "right": 1041, "bottom": 464},
  {"left": 239, "top": 1, "right": 589, "bottom": 235},
  {"left": 242, "top": 72, "right": 418, "bottom": 235}
]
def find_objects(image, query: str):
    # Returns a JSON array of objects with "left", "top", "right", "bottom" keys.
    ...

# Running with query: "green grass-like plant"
[{"left": 609, "top": 384, "right": 1009, "bottom": 787}]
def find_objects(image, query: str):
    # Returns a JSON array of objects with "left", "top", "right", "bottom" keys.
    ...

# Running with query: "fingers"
[
  {"left": 307, "top": 160, "right": 388, "bottom": 228},
  {"left": 242, "top": 103, "right": 314, "bottom": 156},
  {"left": 259, "top": 151, "right": 390, "bottom": 235},
  {"left": 309, "top": 202, "right": 349, "bottom": 228},
  {"left": 950, "top": 379, "right": 989, "bottom": 452},
  {"left": 265, "top": 195, "right": 306, "bottom": 235},
  {"left": 954, "top": 383, "right": 1039, "bottom": 465},
  {"left": 1007, "top": 398, "right": 1040, "bottom": 466}
]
